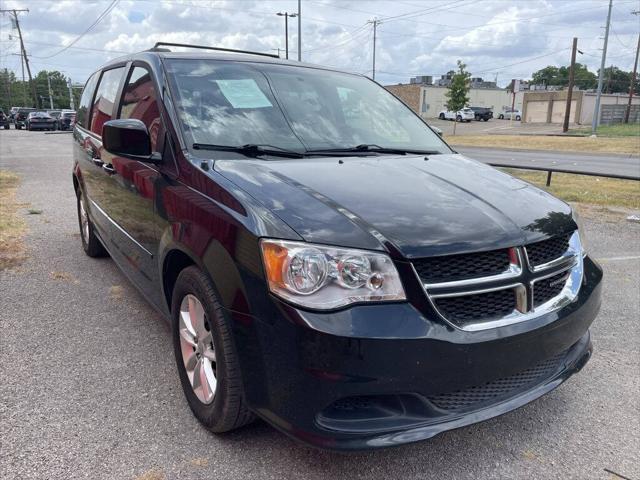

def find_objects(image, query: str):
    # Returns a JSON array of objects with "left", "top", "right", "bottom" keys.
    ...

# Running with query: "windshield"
[{"left": 165, "top": 60, "right": 450, "bottom": 155}]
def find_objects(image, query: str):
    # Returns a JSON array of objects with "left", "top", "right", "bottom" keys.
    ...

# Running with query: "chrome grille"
[
  {"left": 414, "top": 230, "right": 582, "bottom": 331},
  {"left": 526, "top": 234, "right": 571, "bottom": 266},
  {"left": 427, "top": 351, "right": 566, "bottom": 411},
  {"left": 413, "top": 249, "right": 510, "bottom": 283}
]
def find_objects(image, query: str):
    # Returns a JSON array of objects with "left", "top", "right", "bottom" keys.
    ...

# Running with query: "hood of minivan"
[{"left": 215, "top": 154, "right": 575, "bottom": 258}]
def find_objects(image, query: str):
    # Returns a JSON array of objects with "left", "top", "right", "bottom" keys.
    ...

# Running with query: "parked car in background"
[
  {"left": 26, "top": 111, "right": 57, "bottom": 131},
  {"left": 47, "top": 110, "right": 62, "bottom": 129},
  {"left": 438, "top": 107, "right": 475, "bottom": 122},
  {"left": 498, "top": 108, "right": 522, "bottom": 121},
  {"left": 72, "top": 44, "right": 602, "bottom": 451},
  {"left": 14, "top": 108, "right": 36, "bottom": 129},
  {"left": 58, "top": 110, "right": 76, "bottom": 130},
  {"left": 469, "top": 106, "right": 493, "bottom": 122},
  {"left": 0, "top": 109, "right": 10, "bottom": 129}
]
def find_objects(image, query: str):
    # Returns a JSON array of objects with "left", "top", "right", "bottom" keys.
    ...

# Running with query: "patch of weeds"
[
  {"left": 134, "top": 468, "right": 166, "bottom": 480},
  {"left": 109, "top": 285, "right": 124, "bottom": 300},
  {"left": 0, "top": 170, "right": 27, "bottom": 270},
  {"left": 50, "top": 271, "right": 75, "bottom": 282}
]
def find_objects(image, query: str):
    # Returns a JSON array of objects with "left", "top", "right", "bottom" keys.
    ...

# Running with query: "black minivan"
[{"left": 72, "top": 43, "right": 602, "bottom": 451}]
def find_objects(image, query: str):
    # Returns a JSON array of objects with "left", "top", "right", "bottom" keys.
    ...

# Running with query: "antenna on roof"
[{"left": 150, "top": 42, "right": 279, "bottom": 58}]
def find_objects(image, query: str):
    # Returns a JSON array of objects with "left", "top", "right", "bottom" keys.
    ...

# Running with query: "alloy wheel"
[{"left": 179, "top": 294, "right": 217, "bottom": 404}]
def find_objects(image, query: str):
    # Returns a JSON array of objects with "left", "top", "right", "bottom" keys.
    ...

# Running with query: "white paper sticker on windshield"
[{"left": 215, "top": 79, "right": 273, "bottom": 109}]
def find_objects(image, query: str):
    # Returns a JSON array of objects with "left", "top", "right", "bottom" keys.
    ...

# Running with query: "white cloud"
[{"left": 0, "top": 0, "right": 636, "bottom": 86}]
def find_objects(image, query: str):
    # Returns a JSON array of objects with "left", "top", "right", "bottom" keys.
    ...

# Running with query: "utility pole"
[
  {"left": 367, "top": 18, "right": 382, "bottom": 80},
  {"left": 563, "top": 37, "right": 578, "bottom": 133},
  {"left": 2, "top": 9, "right": 38, "bottom": 108},
  {"left": 624, "top": 11, "right": 640, "bottom": 123},
  {"left": 68, "top": 78, "right": 75, "bottom": 110},
  {"left": 297, "top": 0, "right": 301, "bottom": 62},
  {"left": 47, "top": 74, "right": 54, "bottom": 109},
  {"left": 276, "top": 12, "right": 298, "bottom": 60},
  {"left": 591, "top": 0, "right": 612, "bottom": 135}
]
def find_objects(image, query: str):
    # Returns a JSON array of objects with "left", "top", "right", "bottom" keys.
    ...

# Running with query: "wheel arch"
[{"left": 159, "top": 237, "right": 253, "bottom": 317}]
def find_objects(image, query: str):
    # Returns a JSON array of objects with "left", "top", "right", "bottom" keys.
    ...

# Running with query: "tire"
[
  {"left": 475, "top": 115, "right": 480, "bottom": 121},
  {"left": 515, "top": 115, "right": 521, "bottom": 121},
  {"left": 171, "top": 266, "right": 254, "bottom": 433},
  {"left": 498, "top": 114, "right": 504, "bottom": 120},
  {"left": 3, "top": 125, "right": 8, "bottom": 130},
  {"left": 76, "top": 189, "right": 107, "bottom": 257},
  {"left": 456, "top": 115, "right": 462, "bottom": 122},
  {"left": 16, "top": 125, "right": 21, "bottom": 130},
  {"left": 439, "top": 113, "right": 445, "bottom": 120},
  {"left": 483, "top": 118, "right": 489, "bottom": 122}
]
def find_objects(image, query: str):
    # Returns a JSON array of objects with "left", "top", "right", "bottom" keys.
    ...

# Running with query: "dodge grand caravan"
[{"left": 72, "top": 43, "right": 602, "bottom": 451}]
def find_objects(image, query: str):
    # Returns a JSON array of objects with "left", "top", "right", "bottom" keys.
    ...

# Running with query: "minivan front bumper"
[{"left": 229, "top": 255, "right": 602, "bottom": 451}]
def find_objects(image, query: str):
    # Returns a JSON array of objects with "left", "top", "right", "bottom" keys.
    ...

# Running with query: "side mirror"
[{"left": 102, "top": 119, "right": 161, "bottom": 163}]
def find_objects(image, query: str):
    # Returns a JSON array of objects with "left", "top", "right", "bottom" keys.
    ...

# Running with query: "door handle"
[{"left": 102, "top": 164, "right": 116, "bottom": 175}]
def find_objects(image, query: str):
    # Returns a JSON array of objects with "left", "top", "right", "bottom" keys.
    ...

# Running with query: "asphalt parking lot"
[{"left": 1, "top": 129, "right": 639, "bottom": 480}]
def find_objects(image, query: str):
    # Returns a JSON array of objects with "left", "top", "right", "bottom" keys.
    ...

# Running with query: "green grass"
[
  {"left": 501, "top": 168, "right": 640, "bottom": 209},
  {"left": 571, "top": 123, "right": 640, "bottom": 137}
]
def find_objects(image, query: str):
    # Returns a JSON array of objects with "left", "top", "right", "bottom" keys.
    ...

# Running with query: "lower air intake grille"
[
  {"left": 526, "top": 233, "right": 572, "bottom": 266},
  {"left": 427, "top": 351, "right": 566, "bottom": 411},
  {"left": 413, "top": 248, "right": 510, "bottom": 284},
  {"left": 434, "top": 288, "right": 516, "bottom": 326},
  {"left": 534, "top": 271, "right": 570, "bottom": 307}
]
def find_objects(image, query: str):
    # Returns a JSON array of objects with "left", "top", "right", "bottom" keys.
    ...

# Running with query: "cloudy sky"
[{"left": 0, "top": 0, "right": 638, "bottom": 86}]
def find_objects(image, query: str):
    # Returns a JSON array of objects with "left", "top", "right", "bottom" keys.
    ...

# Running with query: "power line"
[{"left": 33, "top": 0, "right": 119, "bottom": 59}]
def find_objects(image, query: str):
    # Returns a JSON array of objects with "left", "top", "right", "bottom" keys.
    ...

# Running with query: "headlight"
[
  {"left": 260, "top": 239, "right": 406, "bottom": 309},
  {"left": 571, "top": 208, "right": 588, "bottom": 254}
]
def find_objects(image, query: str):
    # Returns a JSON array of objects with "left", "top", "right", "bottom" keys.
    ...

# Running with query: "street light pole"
[
  {"left": 277, "top": 12, "right": 298, "bottom": 60},
  {"left": 591, "top": 0, "right": 613, "bottom": 135}
]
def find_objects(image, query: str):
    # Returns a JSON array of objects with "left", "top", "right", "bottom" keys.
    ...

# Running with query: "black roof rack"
[{"left": 151, "top": 42, "right": 279, "bottom": 58}]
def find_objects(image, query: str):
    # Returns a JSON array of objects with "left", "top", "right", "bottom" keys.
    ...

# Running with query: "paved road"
[
  {"left": 1, "top": 130, "right": 639, "bottom": 480},
  {"left": 457, "top": 146, "right": 640, "bottom": 180}
]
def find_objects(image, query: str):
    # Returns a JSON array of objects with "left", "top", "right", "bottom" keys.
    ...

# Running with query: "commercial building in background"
[
  {"left": 385, "top": 81, "right": 524, "bottom": 119},
  {"left": 521, "top": 90, "right": 640, "bottom": 124}
]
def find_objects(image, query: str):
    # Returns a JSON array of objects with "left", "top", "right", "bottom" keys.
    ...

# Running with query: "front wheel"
[
  {"left": 439, "top": 113, "right": 445, "bottom": 120},
  {"left": 456, "top": 115, "right": 462, "bottom": 122},
  {"left": 498, "top": 114, "right": 504, "bottom": 119},
  {"left": 172, "top": 266, "right": 254, "bottom": 433},
  {"left": 483, "top": 118, "right": 489, "bottom": 122},
  {"left": 515, "top": 115, "right": 521, "bottom": 121}
]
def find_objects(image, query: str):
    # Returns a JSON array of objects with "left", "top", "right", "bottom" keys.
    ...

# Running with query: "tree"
[
  {"left": 0, "top": 69, "right": 78, "bottom": 111},
  {"left": 531, "top": 65, "right": 560, "bottom": 87},
  {"left": 531, "top": 63, "right": 597, "bottom": 89},
  {"left": 444, "top": 60, "right": 470, "bottom": 135},
  {"left": 600, "top": 66, "right": 639, "bottom": 94}
]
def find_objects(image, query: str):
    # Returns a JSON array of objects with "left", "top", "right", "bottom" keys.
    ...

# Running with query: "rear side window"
[
  {"left": 118, "top": 66, "right": 161, "bottom": 150},
  {"left": 90, "top": 67, "right": 125, "bottom": 136},
  {"left": 76, "top": 73, "right": 99, "bottom": 128}
]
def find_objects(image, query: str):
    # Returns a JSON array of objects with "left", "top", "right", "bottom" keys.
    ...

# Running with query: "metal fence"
[{"left": 600, "top": 104, "right": 640, "bottom": 124}]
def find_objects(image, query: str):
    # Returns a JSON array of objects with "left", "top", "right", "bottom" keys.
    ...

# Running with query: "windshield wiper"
[
  {"left": 306, "top": 144, "right": 442, "bottom": 155},
  {"left": 193, "top": 143, "right": 304, "bottom": 158}
]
